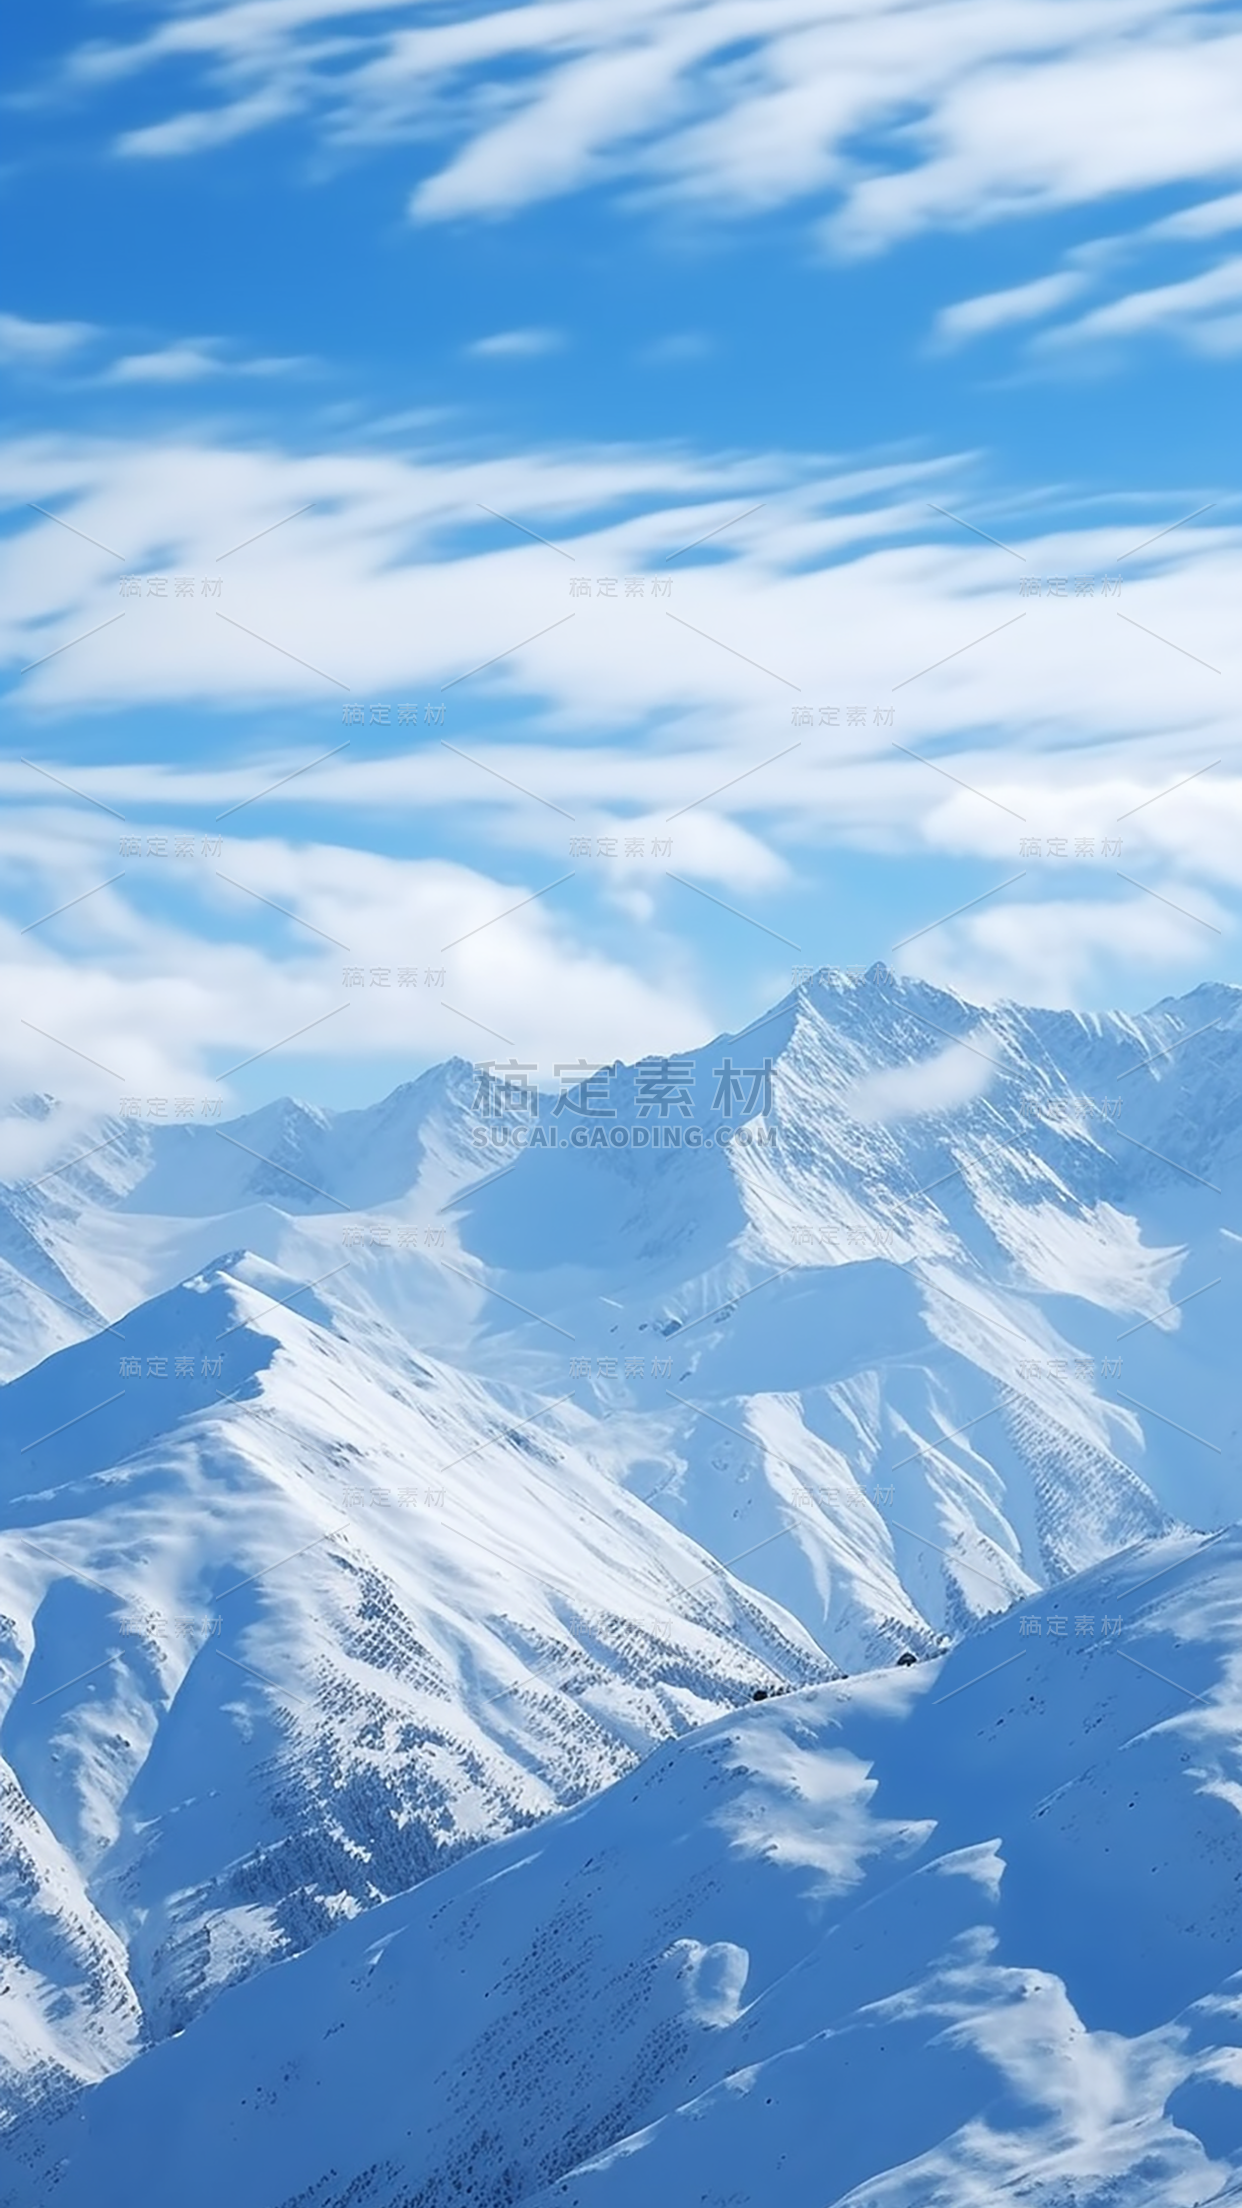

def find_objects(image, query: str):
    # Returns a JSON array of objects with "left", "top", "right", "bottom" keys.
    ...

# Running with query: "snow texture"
[{"left": 0, "top": 969, "right": 1239, "bottom": 2199}]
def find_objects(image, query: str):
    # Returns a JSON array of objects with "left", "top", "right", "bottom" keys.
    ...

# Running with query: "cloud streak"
[
  {"left": 2, "top": 429, "right": 1237, "bottom": 1064},
  {"left": 37, "top": 0, "right": 1242, "bottom": 383},
  {"left": 57, "top": 0, "right": 1242, "bottom": 264}
]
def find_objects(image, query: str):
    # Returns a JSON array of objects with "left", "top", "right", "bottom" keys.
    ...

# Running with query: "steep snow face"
[
  {"left": 0, "top": 1257, "right": 832, "bottom": 2115},
  {"left": 11, "top": 1523, "right": 1242, "bottom": 2208},
  {"left": 435, "top": 970, "right": 1240, "bottom": 1654},
  {"left": 0, "top": 1755, "right": 141, "bottom": 2135}
]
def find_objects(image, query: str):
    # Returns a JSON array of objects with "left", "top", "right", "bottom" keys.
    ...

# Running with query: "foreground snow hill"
[
  {"left": 10, "top": 1521, "right": 1242, "bottom": 2208},
  {"left": 0, "top": 1257, "right": 831, "bottom": 2121}
]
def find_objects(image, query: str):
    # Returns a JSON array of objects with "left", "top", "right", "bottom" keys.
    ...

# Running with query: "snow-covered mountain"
[
  {"left": 1, "top": 966, "right": 1239, "bottom": 2170},
  {"left": 5, "top": 969, "right": 1239, "bottom": 1660},
  {"left": 0, "top": 1058, "right": 484, "bottom": 1378},
  {"left": 0, "top": 1256, "right": 832, "bottom": 2128},
  {"left": 8, "top": 1519, "right": 1242, "bottom": 2208}
]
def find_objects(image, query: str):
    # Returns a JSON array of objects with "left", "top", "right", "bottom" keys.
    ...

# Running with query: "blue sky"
[{"left": 2, "top": 0, "right": 1240, "bottom": 1116}]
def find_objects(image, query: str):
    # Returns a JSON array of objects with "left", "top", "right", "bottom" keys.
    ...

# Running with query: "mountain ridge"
[
  {"left": 1, "top": 968, "right": 1238, "bottom": 2163},
  {"left": 8, "top": 1518, "right": 1241, "bottom": 2208}
]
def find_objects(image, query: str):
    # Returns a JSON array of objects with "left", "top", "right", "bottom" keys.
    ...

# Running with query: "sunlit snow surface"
[
  {"left": 1, "top": 968, "right": 1240, "bottom": 2198},
  {"left": 8, "top": 1526, "right": 1242, "bottom": 2207}
]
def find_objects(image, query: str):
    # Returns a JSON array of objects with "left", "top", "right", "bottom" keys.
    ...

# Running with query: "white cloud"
[
  {"left": 927, "top": 189, "right": 1242, "bottom": 357},
  {"left": 117, "top": 89, "right": 298, "bottom": 159},
  {"left": 108, "top": 342, "right": 226, "bottom": 383},
  {"left": 0, "top": 314, "right": 95, "bottom": 364},
  {"left": 902, "top": 883, "right": 1231, "bottom": 1008},
  {"left": 843, "top": 1043, "right": 994, "bottom": 1122},
  {"left": 0, "top": 319, "right": 295, "bottom": 388},
  {"left": 1149, "top": 189, "right": 1242, "bottom": 241},
  {"left": 1039, "top": 254, "right": 1242, "bottom": 350},
  {"left": 0, "top": 1101, "right": 101, "bottom": 1182},
  {"left": 639, "top": 333, "right": 713, "bottom": 364},
  {"left": 933, "top": 272, "right": 1088, "bottom": 348},
  {"left": 828, "top": 28, "right": 1242, "bottom": 254},
  {"left": 466, "top": 329, "right": 565, "bottom": 359},
  {"left": 48, "top": 0, "right": 1242, "bottom": 377},
  {"left": 64, "top": 0, "right": 1242, "bottom": 296},
  {"left": 2, "top": 429, "right": 1239, "bottom": 1030},
  {"left": 0, "top": 824, "right": 712, "bottom": 1109},
  {"left": 3, "top": 432, "right": 1238, "bottom": 803},
  {"left": 1187, "top": 311, "right": 1242, "bottom": 356}
]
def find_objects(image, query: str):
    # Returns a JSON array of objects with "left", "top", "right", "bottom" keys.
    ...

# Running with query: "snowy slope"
[
  {"left": 1, "top": 973, "right": 1238, "bottom": 1702},
  {"left": 0, "top": 1059, "right": 492, "bottom": 1385},
  {"left": 10, "top": 1520, "right": 1242, "bottom": 2208},
  {"left": 2, "top": 969, "right": 1240, "bottom": 2142},
  {"left": 0, "top": 1256, "right": 832, "bottom": 2122},
  {"left": 438, "top": 969, "right": 1242, "bottom": 1654}
]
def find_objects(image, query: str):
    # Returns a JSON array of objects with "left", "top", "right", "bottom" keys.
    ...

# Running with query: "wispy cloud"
[
  {"left": 465, "top": 329, "right": 565, "bottom": 360},
  {"left": 911, "top": 881, "right": 1232, "bottom": 1008},
  {"left": 108, "top": 341, "right": 227, "bottom": 384},
  {"left": 2, "top": 430, "right": 1238, "bottom": 1029},
  {"left": 1149, "top": 189, "right": 1242, "bottom": 242},
  {"left": 117, "top": 89, "right": 299, "bottom": 160},
  {"left": 33, "top": 0, "right": 1242, "bottom": 382},
  {"left": 53, "top": 0, "right": 1242, "bottom": 264},
  {"left": 0, "top": 313, "right": 96, "bottom": 365},
  {"left": 844, "top": 1043, "right": 994, "bottom": 1123},
  {"left": 3, "top": 431, "right": 1236, "bottom": 757},
  {"left": 933, "top": 272, "right": 1088, "bottom": 350},
  {"left": 1039, "top": 255, "right": 1242, "bottom": 353},
  {"left": 639, "top": 333, "right": 713, "bottom": 365},
  {"left": 929, "top": 186, "right": 1242, "bottom": 359}
]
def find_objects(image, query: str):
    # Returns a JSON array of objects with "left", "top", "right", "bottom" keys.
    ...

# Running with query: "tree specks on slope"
[{"left": 998, "top": 1394, "right": 1173, "bottom": 1582}]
